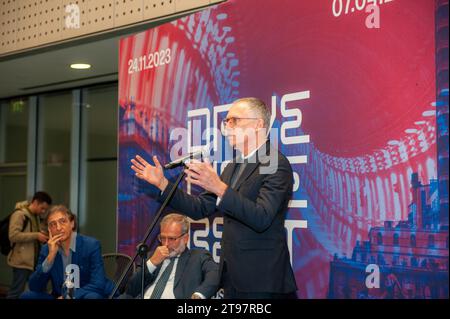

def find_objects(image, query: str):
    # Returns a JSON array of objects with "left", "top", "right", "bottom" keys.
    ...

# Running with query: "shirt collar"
[
  {"left": 68, "top": 232, "right": 77, "bottom": 253},
  {"left": 57, "top": 232, "right": 77, "bottom": 258},
  {"left": 240, "top": 140, "right": 267, "bottom": 161}
]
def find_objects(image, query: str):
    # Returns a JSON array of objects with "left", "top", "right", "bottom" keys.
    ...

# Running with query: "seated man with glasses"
[
  {"left": 21, "top": 205, "right": 114, "bottom": 299},
  {"left": 121, "top": 213, "right": 219, "bottom": 299}
]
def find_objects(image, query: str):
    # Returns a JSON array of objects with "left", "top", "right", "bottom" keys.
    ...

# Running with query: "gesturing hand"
[
  {"left": 185, "top": 159, "right": 228, "bottom": 197},
  {"left": 131, "top": 155, "right": 168, "bottom": 191}
]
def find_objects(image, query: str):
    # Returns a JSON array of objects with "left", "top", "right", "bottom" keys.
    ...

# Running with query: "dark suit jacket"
[
  {"left": 28, "top": 234, "right": 114, "bottom": 298},
  {"left": 159, "top": 142, "right": 297, "bottom": 294},
  {"left": 125, "top": 248, "right": 219, "bottom": 299}
]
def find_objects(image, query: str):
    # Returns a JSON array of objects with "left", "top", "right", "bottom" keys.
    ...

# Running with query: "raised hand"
[
  {"left": 185, "top": 159, "right": 227, "bottom": 197},
  {"left": 131, "top": 155, "right": 168, "bottom": 191},
  {"left": 46, "top": 228, "right": 63, "bottom": 264}
]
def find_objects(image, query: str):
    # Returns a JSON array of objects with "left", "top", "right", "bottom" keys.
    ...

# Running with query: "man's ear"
[{"left": 257, "top": 118, "right": 265, "bottom": 129}]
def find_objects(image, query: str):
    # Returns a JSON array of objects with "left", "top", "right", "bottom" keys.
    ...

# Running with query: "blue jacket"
[{"left": 28, "top": 234, "right": 114, "bottom": 299}]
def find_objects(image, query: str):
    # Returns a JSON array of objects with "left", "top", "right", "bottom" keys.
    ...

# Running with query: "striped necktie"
[{"left": 149, "top": 258, "right": 175, "bottom": 299}]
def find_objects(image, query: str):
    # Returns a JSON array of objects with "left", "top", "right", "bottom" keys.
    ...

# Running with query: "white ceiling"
[
  {"left": 0, "top": 8, "right": 201, "bottom": 99},
  {"left": 0, "top": 36, "right": 119, "bottom": 99}
]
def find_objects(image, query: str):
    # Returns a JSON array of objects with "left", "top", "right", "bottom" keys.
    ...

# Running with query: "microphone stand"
[{"left": 109, "top": 166, "right": 186, "bottom": 299}]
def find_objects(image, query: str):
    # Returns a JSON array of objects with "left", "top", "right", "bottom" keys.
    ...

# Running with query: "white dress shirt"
[
  {"left": 143, "top": 257, "right": 206, "bottom": 299},
  {"left": 143, "top": 258, "right": 178, "bottom": 299}
]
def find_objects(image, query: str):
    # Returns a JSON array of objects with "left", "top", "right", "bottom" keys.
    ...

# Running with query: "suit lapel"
[
  {"left": 71, "top": 235, "right": 82, "bottom": 267},
  {"left": 220, "top": 141, "right": 274, "bottom": 190},
  {"left": 221, "top": 158, "right": 260, "bottom": 190},
  {"left": 148, "top": 265, "right": 161, "bottom": 286},
  {"left": 234, "top": 161, "right": 260, "bottom": 190},
  {"left": 54, "top": 253, "right": 64, "bottom": 287},
  {"left": 235, "top": 141, "right": 274, "bottom": 190},
  {"left": 174, "top": 249, "right": 190, "bottom": 289},
  {"left": 220, "top": 161, "right": 237, "bottom": 184}
]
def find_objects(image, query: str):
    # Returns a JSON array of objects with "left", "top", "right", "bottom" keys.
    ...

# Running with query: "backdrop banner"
[{"left": 118, "top": 0, "right": 448, "bottom": 298}]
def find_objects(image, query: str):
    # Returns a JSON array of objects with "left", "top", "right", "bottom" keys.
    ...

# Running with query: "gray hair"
[
  {"left": 46, "top": 205, "right": 77, "bottom": 231},
  {"left": 234, "top": 97, "right": 271, "bottom": 129},
  {"left": 160, "top": 213, "right": 189, "bottom": 234}
]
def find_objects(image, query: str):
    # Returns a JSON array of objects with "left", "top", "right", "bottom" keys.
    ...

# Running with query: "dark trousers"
[
  {"left": 7, "top": 267, "right": 32, "bottom": 299},
  {"left": 221, "top": 262, "right": 297, "bottom": 299}
]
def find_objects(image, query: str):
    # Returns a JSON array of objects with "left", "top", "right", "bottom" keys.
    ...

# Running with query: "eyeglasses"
[
  {"left": 157, "top": 233, "right": 187, "bottom": 243},
  {"left": 222, "top": 117, "right": 261, "bottom": 128},
  {"left": 48, "top": 217, "right": 69, "bottom": 229}
]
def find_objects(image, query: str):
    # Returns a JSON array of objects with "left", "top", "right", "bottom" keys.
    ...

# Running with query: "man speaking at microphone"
[{"left": 131, "top": 97, "right": 297, "bottom": 299}]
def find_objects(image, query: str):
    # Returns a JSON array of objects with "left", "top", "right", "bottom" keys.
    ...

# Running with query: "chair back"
[{"left": 102, "top": 253, "right": 135, "bottom": 293}]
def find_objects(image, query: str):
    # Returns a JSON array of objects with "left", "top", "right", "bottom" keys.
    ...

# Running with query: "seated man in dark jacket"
[
  {"left": 122, "top": 213, "right": 219, "bottom": 299},
  {"left": 21, "top": 205, "right": 114, "bottom": 299}
]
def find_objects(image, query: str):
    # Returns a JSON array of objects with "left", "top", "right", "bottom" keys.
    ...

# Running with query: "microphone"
[{"left": 164, "top": 144, "right": 210, "bottom": 170}]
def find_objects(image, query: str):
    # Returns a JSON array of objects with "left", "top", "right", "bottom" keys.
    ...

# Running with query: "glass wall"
[
  {"left": 0, "top": 83, "right": 118, "bottom": 287},
  {"left": 36, "top": 92, "right": 73, "bottom": 206},
  {"left": 0, "top": 98, "right": 29, "bottom": 288},
  {"left": 79, "top": 84, "right": 118, "bottom": 254},
  {"left": 0, "top": 98, "right": 29, "bottom": 163}
]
